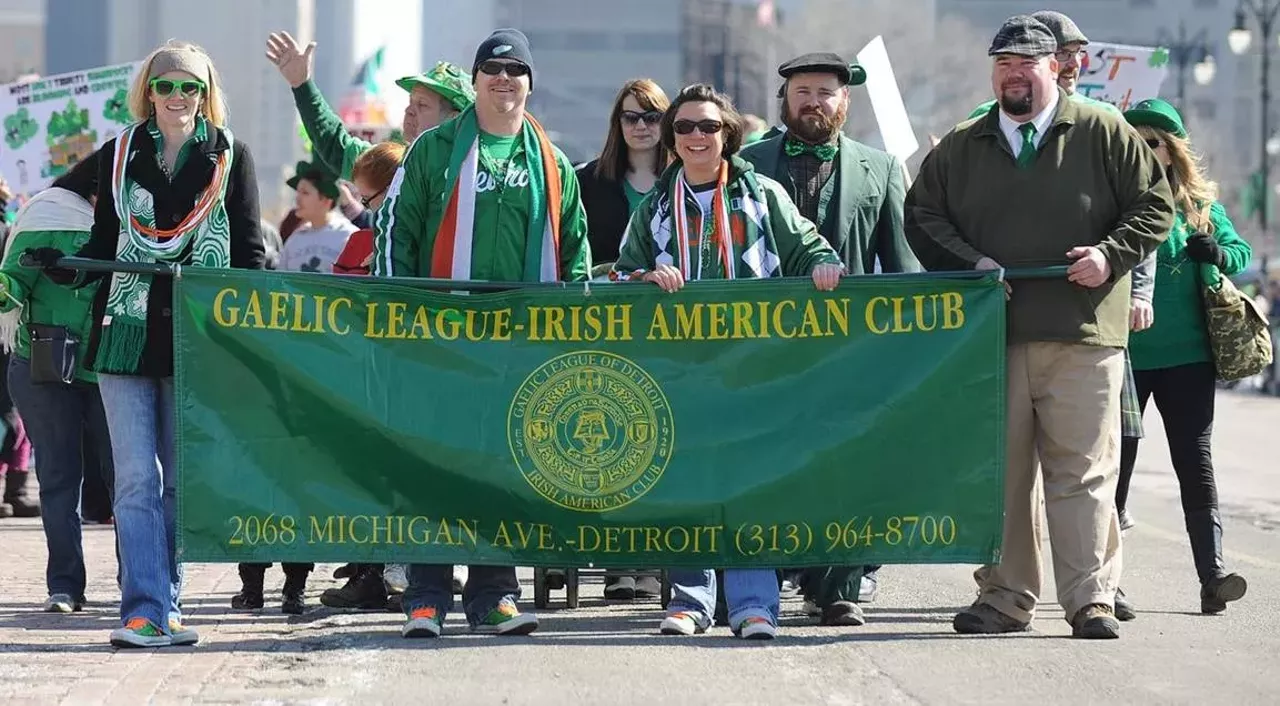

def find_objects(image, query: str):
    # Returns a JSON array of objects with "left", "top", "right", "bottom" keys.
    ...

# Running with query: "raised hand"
[{"left": 265, "top": 31, "right": 315, "bottom": 89}]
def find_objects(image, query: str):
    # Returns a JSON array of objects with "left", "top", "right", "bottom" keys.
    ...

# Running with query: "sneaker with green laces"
[
  {"left": 471, "top": 600, "right": 538, "bottom": 635},
  {"left": 110, "top": 618, "right": 172, "bottom": 648}
]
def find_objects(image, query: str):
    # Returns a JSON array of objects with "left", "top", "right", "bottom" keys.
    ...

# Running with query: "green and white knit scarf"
[{"left": 99, "top": 122, "right": 234, "bottom": 374}]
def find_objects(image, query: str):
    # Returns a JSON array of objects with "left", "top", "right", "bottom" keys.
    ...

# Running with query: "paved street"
[{"left": 1, "top": 390, "right": 1278, "bottom": 705}]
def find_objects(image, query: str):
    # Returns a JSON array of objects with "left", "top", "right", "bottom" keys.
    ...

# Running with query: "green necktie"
[
  {"left": 1016, "top": 123, "right": 1038, "bottom": 169},
  {"left": 784, "top": 138, "right": 838, "bottom": 162}
]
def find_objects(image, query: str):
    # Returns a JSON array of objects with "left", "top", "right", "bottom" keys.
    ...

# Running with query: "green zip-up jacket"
[
  {"left": 372, "top": 113, "right": 591, "bottom": 282},
  {"left": 292, "top": 79, "right": 374, "bottom": 180},
  {"left": 613, "top": 156, "right": 841, "bottom": 279},
  {"left": 1129, "top": 201, "right": 1252, "bottom": 371},
  {"left": 0, "top": 188, "right": 101, "bottom": 383}
]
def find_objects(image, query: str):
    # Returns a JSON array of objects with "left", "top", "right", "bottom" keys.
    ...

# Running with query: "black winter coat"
[
  {"left": 575, "top": 159, "right": 632, "bottom": 265},
  {"left": 76, "top": 124, "right": 266, "bottom": 378}
]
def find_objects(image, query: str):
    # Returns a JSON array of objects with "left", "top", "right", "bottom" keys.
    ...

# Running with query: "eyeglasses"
[
  {"left": 621, "top": 110, "right": 662, "bottom": 126},
  {"left": 673, "top": 119, "right": 724, "bottom": 135},
  {"left": 477, "top": 60, "right": 530, "bottom": 78},
  {"left": 1145, "top": 138, "right": 1163, "bottom": 149},
  {"left": 1055, "top": 49, "right": 1087, "bottom": 63},
  {"left": 149, "top": 78, "right": 206, "bottom": 97},
  {"left": 361, "top": 187, "right": 386, "bottom": 208}
]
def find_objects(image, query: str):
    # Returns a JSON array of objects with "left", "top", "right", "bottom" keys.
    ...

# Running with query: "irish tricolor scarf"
[
  {"left": 431, "top": 107, "right": 562, "bottom": 282},
  {"left": 99, "top": 121, "right": 233, "bottom": 374}
]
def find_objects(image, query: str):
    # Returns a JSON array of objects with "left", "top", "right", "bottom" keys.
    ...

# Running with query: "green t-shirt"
[
  {"left": 472, "top": 130, "right": 533, "bottom": 280},
  {"left": 623, "top": 180, "right": 650, "bottom": 215}
]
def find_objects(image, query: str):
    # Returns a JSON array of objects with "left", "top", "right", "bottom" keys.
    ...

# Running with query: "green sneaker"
[
  {"left": 471, "top": 600, "right": 538, "bottom": 635},
  {"left": 168, "top": 619, "right": 200, "bottom": 646},
  {"left": 401, "top": 606, "right": 444, "bottom": 638},
  {"left": 110, "top": 618, "right": 172, "bottom": 648}
]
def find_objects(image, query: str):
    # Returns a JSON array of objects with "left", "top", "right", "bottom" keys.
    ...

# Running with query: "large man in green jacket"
[
  {"left": 905, "top": 16, "right": 1173, "bottom": 640},
  {"left": 740, "top": 52, "right": 921, "bottom": 629},
  {"left": 372, "top": 31, "right": 590, "bottom": 639}
]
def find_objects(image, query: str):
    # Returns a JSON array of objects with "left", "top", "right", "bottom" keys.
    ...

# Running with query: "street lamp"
[
  {"left": 1230, "top": 0, "right": 1280, "bottom": 250},
  {"left": 1158, "top": 23, "right": 1215, "bottom": 109}
]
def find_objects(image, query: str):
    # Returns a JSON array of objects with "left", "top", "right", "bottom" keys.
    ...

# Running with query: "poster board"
[{"left": 1075, "top": 42, "right": 1169, "bottom": 111}]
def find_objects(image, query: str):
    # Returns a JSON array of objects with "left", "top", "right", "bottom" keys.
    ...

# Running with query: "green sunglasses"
[{"left": 149, "top": 77, "right": 206, "bottom": 97}]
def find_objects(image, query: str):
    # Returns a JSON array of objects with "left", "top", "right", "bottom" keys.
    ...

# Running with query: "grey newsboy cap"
[
  {"left": 1032, "top": 10, "right": 1089, "bottom": 46},
  {"left": 988, "top": 15, "right": 1058, "bottom": 57}
]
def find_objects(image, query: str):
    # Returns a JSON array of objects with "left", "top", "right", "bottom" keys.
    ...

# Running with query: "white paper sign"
[
  {"left": 0, "top": 61, "right": 143, "bottom": 203},
  {"left": 856, "top": 36, "right": 919, "bottom": 164},
  {"left": 1074, "top": 42, "right": 1168, "bottom": 111}
]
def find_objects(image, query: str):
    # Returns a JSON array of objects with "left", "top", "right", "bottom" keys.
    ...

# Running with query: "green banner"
[{"left": 174, "top": 268, "right": 1006, "bottom": 567}]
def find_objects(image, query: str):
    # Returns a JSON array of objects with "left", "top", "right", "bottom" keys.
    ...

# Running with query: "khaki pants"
[{"left": 973, "top": 342, "right": 1125, "bottom": 623}]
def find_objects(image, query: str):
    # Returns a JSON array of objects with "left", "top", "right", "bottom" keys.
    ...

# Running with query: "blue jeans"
[
  {"left": 7, "top": 357, "right": 116, "bottom": 599},
  {"left": 667, "top": 569, "right": 779, "bottom": 628},
  {"left": 404, "top": 564, "right": 520, "bottom": 625},
  {"left": 97, "top": 374, "right": 181, "bottom": 630}
]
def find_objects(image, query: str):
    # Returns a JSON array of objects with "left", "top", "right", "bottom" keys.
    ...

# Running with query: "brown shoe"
[
  {"left": 819, "top": 601, "right": 866, "bottom": 626},
  {"left": 1071, "top": 604, "right": 1120, "bottom": 639},
  {"left": 953, "top": 602, "right": 1030, "bottom": 634}
]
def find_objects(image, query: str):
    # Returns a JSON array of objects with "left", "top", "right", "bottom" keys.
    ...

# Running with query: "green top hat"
[
  {"left": 1124, "top": 98, "right": 1187, "bottom": 138},
  {"left": 395, "top": 60, "right": 476, "bottom": 112},
  {"left": 287, "top": 159, "right": 339, "bottom": 200}
]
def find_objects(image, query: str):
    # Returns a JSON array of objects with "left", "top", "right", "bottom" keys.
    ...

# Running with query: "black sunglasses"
[
  {"left": 478, "top": 60, "right": 530, "bottom": 77},
  {"left": 621, "top": 110, "right": 662, "bottom": 126},
  {"left": 673, "top": 119, "right": 723, "bottom": 135},
  {"left": 1145, "top": 138, "right": 1162, "bottom": 149}
]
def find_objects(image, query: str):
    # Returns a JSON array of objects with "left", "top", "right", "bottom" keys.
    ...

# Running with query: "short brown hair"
[
  {"left": 660, "top": 83, "right": 744, "bottom": 159},
  {"left": 351, "top": 141, "right": 406, "bottom": 192},
  {"left": 595, "top": 78, "right": 673, "bottom": 182}
]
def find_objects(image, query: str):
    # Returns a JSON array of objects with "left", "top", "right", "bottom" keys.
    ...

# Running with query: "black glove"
[
  {"left": 24, "top": 247, "right": 66, "bottom": 269},
  {"left": 1184, "top": 233, "right": 1224, "bottom": 267}
]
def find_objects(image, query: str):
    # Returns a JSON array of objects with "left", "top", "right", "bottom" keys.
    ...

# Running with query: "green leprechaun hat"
[
  {"left": 395, "top": 60, "right": 476, "bottom": 112},
  {"left": 1124, "top": 98, "right": 1187, "bottom": 138},
  {"left": 287, "top": 159, "right": 340, "bottom": 200}
]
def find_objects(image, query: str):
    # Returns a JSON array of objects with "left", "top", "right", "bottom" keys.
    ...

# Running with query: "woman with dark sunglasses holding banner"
[
  {"left": 28, "top": 40, "right": 266, "bottom": 648},
  {"left": 610, "top": 84, "right": 843, "bottom": 640},
  {"left": 576, "top": 79, "right": 672, "bottom": 278}
]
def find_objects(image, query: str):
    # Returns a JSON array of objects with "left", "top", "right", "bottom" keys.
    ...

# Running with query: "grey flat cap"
[
  {"left": 1032, "top": 10, "right": 1089, "bottom": 46},
  {"left": 988, "top": 15, "right": 1058, "bottom": 58}
]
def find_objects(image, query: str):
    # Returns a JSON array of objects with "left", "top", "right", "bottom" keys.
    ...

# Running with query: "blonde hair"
[
  {"left": 127, "top": 40, "right": 228, "bottom": 127},
  {"left": 1138, "top": 125, "right": 1218, "bottom": 234}
]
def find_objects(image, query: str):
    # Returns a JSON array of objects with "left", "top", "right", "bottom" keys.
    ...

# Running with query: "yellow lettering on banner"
[
  {"left": 268, "top": 292, "right": 290, "bottom": 331},
  {"left": 213, "top": 288, "right": 240, "bottom": 327},
  {"left": 490, "top": 308, "right": 513, "bottom": 341},
  {"left": 436, "top": 309, "right": 461, "bottom": 340},
  {"left": 602, "top": 526, "right": 621, "bottom": 553},
  {"left": 370, "top": 516, "right": 395, "bottom": 544},
  {"left": 458, "top": 519, "right": 479, "bottom": 547},
  {"left": 578, "top": 525, "right": 601, "bottom": 552},
  {"left": 798, "top": 300, "right": 826, "bottom": 337},
  {"left": 493, "top": 521, "right": 514, "bottom": 549},
  {"left": 772, "top": 300, "right": 797, "bottom": 338},
  {"left": 606, "top": 304, "right": 632, "bottom": 341},
  {"left": 706, "top": 302, "right": 729, "bottom": 340},
  {"left": 538, "top": 524, "right": 554, "bottom": 550},
  {"left": 308, "top": 515, "right": 335, "bottom": 544},
  {"left": 242, "top": 291, "right": 265, "bottom": 329},
  {"left": 674, "top": 303, "right": 703, "bottom": 340},
  {"left": 646, "top": 305, "right": 673, "bottom": 341},
  {"left": 409, "top": 305, "right": 433, "bottom": 339},
  {"left": 465, "top": 310, "right": 491, "bottom": 341},
  {"left": 290, "top": 294, "right": 314, "bottom": 333},
  {"left": 731, "top": 302, "right": 757, "bottom": 339},
  {"left": 941, "top": 292, "right": 966, "bottom": 330},
  {"left": 386, "top": 302, "right": 408, "bottom": 339},
  {"left": 644, "top": 526, "right": 663, "bottom": 552},
  {"left": 347, "top": 516, "right": 369, "bottom": 544},
  {"left": 865, "top": 297, "right": 889, "bottom": 334},
  {"left": 364, "top": 303, "right": 386, "bottom": 338},
  {"left": 435, "top": 518, "right": 457, "bottom": 546},
  {"left": 913, "top": 295, "right": 938, "bottom": 332},
  {"left": 545, "top": 307, "right": 569, "bottom": 342},
  {"left": 891, "top": 297, "right": 913, "bottom": 333},
  {"left": 825, "top": 298, "right": 851, "bottom": 336},
  {"left": 407, "top": 516, "right": 431, "bottom": 544},
  {"left": 328, "top": 298, "right": 352, "bottom": 336},
  {"left": 527, "top": 306, "right": 544, "bottom": 341}
]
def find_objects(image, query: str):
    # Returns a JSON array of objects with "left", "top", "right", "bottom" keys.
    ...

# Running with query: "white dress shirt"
[{"left": 998, "top": 89, "right": 1060, "bottom": 158}]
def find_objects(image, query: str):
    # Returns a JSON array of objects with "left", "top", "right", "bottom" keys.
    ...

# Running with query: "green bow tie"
[{"left": 784, "top": 138, "right": 838, "bottom": 162}]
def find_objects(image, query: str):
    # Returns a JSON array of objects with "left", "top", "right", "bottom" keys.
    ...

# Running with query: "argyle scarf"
[
  {"left": 98, "top": 122, "right": 233, "bottom": 374},
  {"left": 616, "top": 161, "right": 782, "bottom": 281},
  {"left": 430, "top": 106, "right": 562, "bottom": 282}
]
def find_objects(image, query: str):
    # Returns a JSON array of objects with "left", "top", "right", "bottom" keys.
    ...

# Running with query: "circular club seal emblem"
[{"left": 508, "top": 351, "right": 674, "bottom": 512}]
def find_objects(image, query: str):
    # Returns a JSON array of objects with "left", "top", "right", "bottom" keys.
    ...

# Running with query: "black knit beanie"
[{"left": 473, "top": 28, "right": 535, "bottom": 90}]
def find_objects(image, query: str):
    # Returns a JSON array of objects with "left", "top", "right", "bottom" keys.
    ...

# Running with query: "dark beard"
[
  {"left": 998, "top": 84, "right": 1033, "bottom": 116},
  {"left": 781, "top": 97, "right": 846, "bottom": 144}
]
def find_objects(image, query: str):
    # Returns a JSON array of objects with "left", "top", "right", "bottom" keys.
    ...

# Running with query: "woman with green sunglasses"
[{"left": 26, "top": 39, "right": 267, "bottom": 649}]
